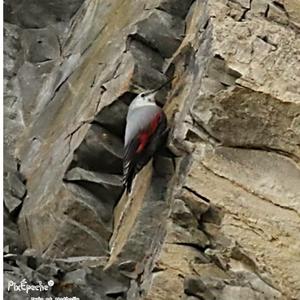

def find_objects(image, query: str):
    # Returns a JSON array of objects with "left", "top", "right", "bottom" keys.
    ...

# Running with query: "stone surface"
[
  {"left": 21, "top": 28, "right": 60, "bottom": 63},
  {"left": 94, "top": 100, "right": 129, "bottom": 138},
  {"left": 73, "top": 124, "right": 123, "bottom": 173},
  {"left": 145, "top": 0, "right": 195, "bottom": 18},
  {"left": 133, "top": 9, "right": 185, "bottom": 58},
  {"left": 4, "top": 0, "right": 300, "bottom": 299},
  {"left": 4, "top": 253, "right": 127, "bottom": 300},
  {"left": 192, "top": 86, "right": 300, "bottom": 157},
  {"left": 184, "top": 144, "right": 300, "bottom": 298},
  {"left": 4, "top": 0, "right": 84, "bottom": 28},
  {"left": 284, "top": 0, "right": 300, "bottom": 26}
]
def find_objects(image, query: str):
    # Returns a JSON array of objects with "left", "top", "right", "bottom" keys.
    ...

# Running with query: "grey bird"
[{"left": 123, "top": 79, "right": 173, "bottom": 193}]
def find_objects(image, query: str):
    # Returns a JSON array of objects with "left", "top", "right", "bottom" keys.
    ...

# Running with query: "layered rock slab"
[
  {"left": 4, "top": 0, "right": 300, "bottom": 299},
  {"left": 144, "top": 0, "right": 300, "bottom": 299},
  {"left": 16, "top": 0, "right": 179, "bottom": 256}
]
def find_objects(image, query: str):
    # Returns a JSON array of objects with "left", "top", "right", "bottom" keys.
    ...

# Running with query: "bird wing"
[
  {"left": 123, "top": 134, "right": 139, "bottom": 192},
  {"left": 123, "top": 109, "right": 166, "bottom": 192}
]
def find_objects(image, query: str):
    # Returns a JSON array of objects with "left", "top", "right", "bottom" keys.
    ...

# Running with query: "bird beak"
[
  {"left": 150, "top": 76, "right": 175, "bottom": 93},
  {"left": 131, "top": 76, "right": 175, "bottom": 96}
]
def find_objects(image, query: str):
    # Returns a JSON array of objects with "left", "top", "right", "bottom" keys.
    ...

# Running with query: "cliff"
[{"left": 4, "top": 0, "right": 300, "bottom": 299}]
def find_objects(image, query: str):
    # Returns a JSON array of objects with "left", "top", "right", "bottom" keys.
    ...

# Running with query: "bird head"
[
  {"left": 137, "top": 89, "right": 157, "bottom": 104},
  {"left": 135, "top": 77, "right": 175, "bottom": 105}
]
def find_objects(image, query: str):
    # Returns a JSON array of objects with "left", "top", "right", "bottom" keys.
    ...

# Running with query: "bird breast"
[{"left": 125, "top": 105, "right": 161, "bottom": 146}]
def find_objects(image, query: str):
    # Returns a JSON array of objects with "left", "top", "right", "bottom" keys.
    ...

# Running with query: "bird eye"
[{"left": 141, "top": 93, "right": 145, "bottom": 98}]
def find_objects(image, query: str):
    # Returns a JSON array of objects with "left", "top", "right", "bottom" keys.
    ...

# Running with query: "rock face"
[{"left": 4, "top": 0, "right": 300, "bottom": 299}]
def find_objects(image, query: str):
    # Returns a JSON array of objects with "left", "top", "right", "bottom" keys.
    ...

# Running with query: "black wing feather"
[
  {"left": 123, "top": 112, "right": 167, "bottom": 193},
  {"left": 123, "top": 136, "right": 139, "bottom": 193}
]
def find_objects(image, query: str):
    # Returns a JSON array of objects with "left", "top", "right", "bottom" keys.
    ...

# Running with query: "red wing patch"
[
  {"left": 136, "top": 132, "right": 149, "bottom": 153},
  {"left": 150, "top": 112, "right": 161, "bottom": 134},
  {"left": 135, "top": 112, "right": 162, "bottom": 154}
]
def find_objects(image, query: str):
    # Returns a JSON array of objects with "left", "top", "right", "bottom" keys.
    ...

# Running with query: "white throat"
[{"left": 130, "top": 95, "right": 157, "bottom": 110}]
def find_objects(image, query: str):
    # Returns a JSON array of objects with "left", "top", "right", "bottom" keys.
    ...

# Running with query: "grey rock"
[
  {"left": 128, "top": 38, "right": 165, "bottom": 72},
  {"left": 90, "top": 267, "right": 129, "bottom": 297},
  {"left": 43, "top": 218, "right": 109, "bottom": 258},
  {"left": 134, "top": 10, "right": 185, "bottom": 58},
  {"left": 63, "top": 268, "right": 89, "bottom": 286},
  {"left": 153, "top": 154, "right": 175, "bottom": 177},
  {"left": 6, "top": 171, "right": 26, "bottom": 200},
  {"left": 171, "top": 199, "right": 199, "bottom": 228},
  {"left": 15, "top": 260, "right": 35, "bottom": 281},
  {"left": 3, "top": 145, "right": 17, "bottom": 173},
  {"left": 184, "top": 276, "right": 215, "bottom": 300},
  {"left": 65, "top": 167, "right": 123, "bottom": 223},
  {"left": 4, "top": 226, "right": 24, "bottom": 255},
  {"left": 3, "top": 153, "right": 26, "bottom": 216},
  {"left": 221, "top": 286, "right": 261, "bottom": 300},
  {"left": 4, "top": 253, "right": 128, "bottom": 300},
  {"left": 4, "top": 23, "right": 25, "bottom": 155},
  {"left": 235, "top": 0, "right": 251, "bottom": 9},
  {"left": 4, "top": 208, "right": 18, "bottom": 232},
  {"left": 4, "top": 23, "right": 22, "bottom": 79},
  {"left": 94, "top": 100, "right": 128, "bottom": 138},
  {"left": 74, "top": 124, "right": 123, "bottom": 173},
  {"left": 131, "top": 62, "right": 168, "bottom": 91},
  {"left": 118, "top": 260, "right": 141, "bottom": 279},
  {"left": 201, "top": 205, "right": 224, "bottom": 226},
  {"left": 65, "top": 167, "right": 123, "bottom": 187},
  {"left": 17, "top": 61, "right": 55, "bottom": 124},
  {"left": 266, "top": 3, "right": 289, "bottom": 25},
  {"left": 184, "top": 276, "right": 206, "bottom": 293},
  {"left": 4, "top": 192, "right": 23, "bottom": 214},
  {"left": 62, "top": 183, "right": 115, "bottom": 238},
  {"left": 57, "top": 265, "right": 128, "bottom": 299},
  {"left": 166, "top": 222, "right": 210, "bottom": 249},
  {"left": 5, "top": 0, "right": 84, "bottom": 28},
  {"left": 3, "top": 151, "right": 26, "bottom": 215},
  {"left": 180, "top": 188, "right": 210, "bottom": 220},
  {"left": 185, "top": 297, "right": 202, "bottom": 300},
  {"left": 53, "top": 256, "right": 108, "bottom": 268},
  {"left": 21, "top": 28, "right": 60, "bottom": 63},
  {"left": 146, "top": 0, "right": 195, "bottom": 18},
  {"left": 35, "top": 264, "right": 61, "bottom": 278},
  {"left": 206, "top": 56, "right": 242, "bottom": 87}
]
